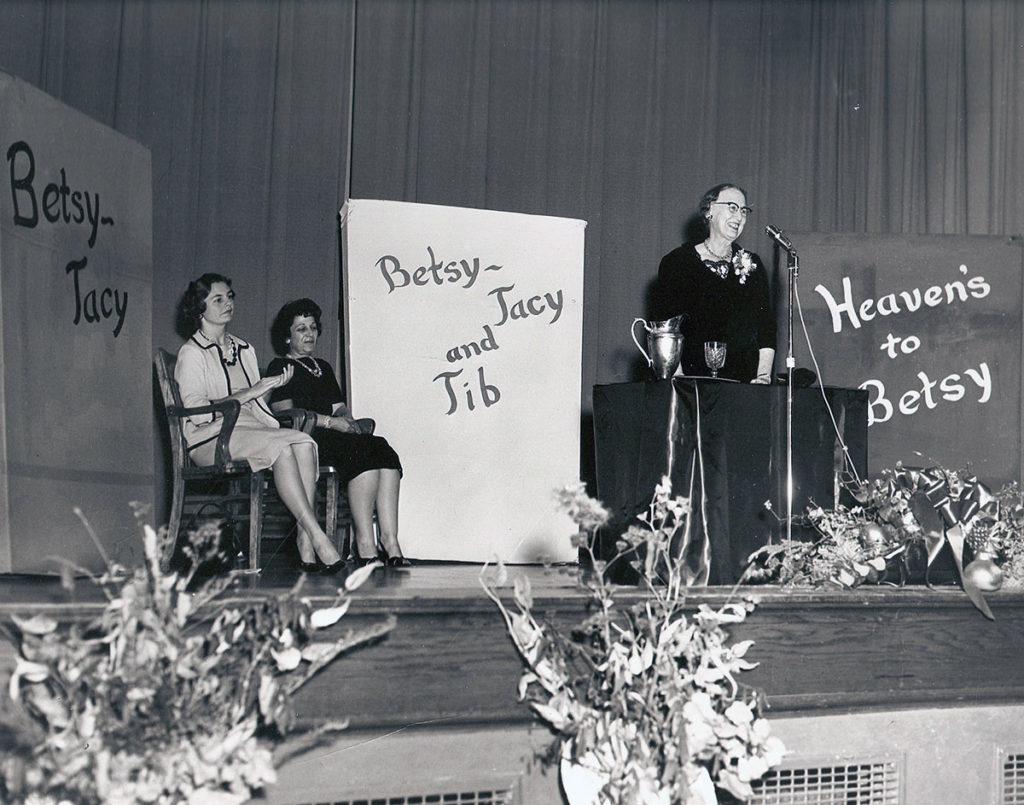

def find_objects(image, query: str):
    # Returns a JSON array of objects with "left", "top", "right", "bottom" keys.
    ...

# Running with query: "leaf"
[
  {"left": 11, "top": 613, "right": 58, "bottom": 635},
  {"left": 729, "top": 639, "right": 755, "bottom": 658},
  {"left": 9, "top": 657, "right": 50, "bottom": 700},
  {"left": 175, "top": 592, "right": 193, "bottom": 625},
  {"left": 508, "top": 611, "right": 541, "bottom": 651},
  {"left": 716, "top": 767, "right": 755, "bottom": 801},
  {"left": 310, "top": 599, "right": 351, "bottom": 628},
  {"left": 187, "top": 787, "right": 248, "bottom": 804},
  {"left": 271, "top": 646, "right": 302, "bottom": 671},
  {"left": 518, "top": 671, "right": 538, "bottom": 700},
  {"left": 531, "top": 700, "right": 569, "bottom": 731},
  {"left": 513, "top": 575, "right": 533, "bottom": 611},
  {"left": 344, "top": 561, "right": 380, "bottom": 591},
  {"left": 300, "top": 642, "right": 340, "bottom": 664},
  {"left": 259, "top": 672, "right": 280, "bottom": 717}
]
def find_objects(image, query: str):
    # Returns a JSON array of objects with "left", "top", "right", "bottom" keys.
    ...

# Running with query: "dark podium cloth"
[{"left": 592, "top": 379, "right": 868, "bottom": 584}]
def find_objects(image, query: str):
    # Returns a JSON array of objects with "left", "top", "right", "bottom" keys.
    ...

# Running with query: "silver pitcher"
[{"left": 631, "top": 315, "right": 684, "bottom": 379}]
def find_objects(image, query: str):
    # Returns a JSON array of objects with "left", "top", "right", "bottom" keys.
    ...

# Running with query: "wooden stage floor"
[
  {"left": 4, "top": 557, "right": 1023, "bottom": 805},
  {"left": 0, "top": 554, "right": 585, "bottom": 614},
  {"left": 2, "top": 553, "right": 1023, "bottom": 732}
]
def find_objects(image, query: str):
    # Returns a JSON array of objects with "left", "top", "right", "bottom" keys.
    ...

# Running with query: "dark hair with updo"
[
  {"left": 698, "top": 183, "right": 748, "bottom": 236},
  {"left": 179, "top": 272, "right": 233, "bottom": 333},
  {"left": 271, "top": 298, "right": 323, "bottom": 355}
]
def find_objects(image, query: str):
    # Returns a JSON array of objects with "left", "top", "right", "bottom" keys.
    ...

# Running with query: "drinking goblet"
[{"left": 704, "top": 341, "right": 727, "bottom": 378}]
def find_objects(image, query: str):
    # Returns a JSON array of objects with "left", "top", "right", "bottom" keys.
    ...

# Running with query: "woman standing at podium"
[{"left": 651, "top": 183, "right": 776, "bottom": 383}]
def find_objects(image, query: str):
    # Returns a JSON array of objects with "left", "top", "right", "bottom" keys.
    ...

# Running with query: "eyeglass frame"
[{"left": 710, "top": 201, "right": 753, "bottom": 217}]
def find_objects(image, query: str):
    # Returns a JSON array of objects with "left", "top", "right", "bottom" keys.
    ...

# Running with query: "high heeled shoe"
[
  {"left": 378, "top": 549, "right": 411, "bottom": 567},
  {"left": 298, "top": 560, "right": 321, "bottom": 572},
  {"left": 320, "top": 558, "right": 346, "bottom": 575}
]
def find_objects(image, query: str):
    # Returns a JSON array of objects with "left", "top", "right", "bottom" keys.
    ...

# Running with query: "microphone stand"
[{"left": 784, "top": 247, "right": 798, "bottom": 544}]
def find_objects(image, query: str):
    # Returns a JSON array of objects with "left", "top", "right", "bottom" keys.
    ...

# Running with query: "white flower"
[
  {"left": 737, "top": 754, "right": 770, "bottom": 782},
  {"left": 684, "top": 713, "right": 717, "bottom": 756},
  {"left": 684, "top": 765, "right": 719, "bottom": 805},
  {"left": 725, "top": 700, "right": 754, "bottom": 725},
  {"left": 762, "top": 735, "right": 787, "bottom": 766},
  {"left": 556, "top": 481, "right": 611, "bottom": 530},
  {"left": 732, "top": 249, "right": 757, "bottom": 284}
]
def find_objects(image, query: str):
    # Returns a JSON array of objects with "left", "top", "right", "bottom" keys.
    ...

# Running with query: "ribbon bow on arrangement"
[{"left": 890, "top": 466, "right": 1000, "bottom": 620}]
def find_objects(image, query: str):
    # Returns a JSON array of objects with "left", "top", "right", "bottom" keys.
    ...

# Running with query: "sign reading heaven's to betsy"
[
  {"left": 777, "top": 233, "right": 1023, "bottom": 486},
  {"left": 341, "top": 200, "right": 585, "bottom": 562}
]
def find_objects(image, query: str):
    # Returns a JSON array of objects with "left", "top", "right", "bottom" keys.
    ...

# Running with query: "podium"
[{"left": 592, "top": 379, "right": 868, "bottom": 584}]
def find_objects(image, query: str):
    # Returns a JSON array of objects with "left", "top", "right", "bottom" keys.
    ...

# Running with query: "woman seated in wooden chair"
[
  {"left": 175, "top": 274, "right": 344, "bottom": 573},
  {"left": 268, "top": 298, "right": 408, "bottom": 567}
]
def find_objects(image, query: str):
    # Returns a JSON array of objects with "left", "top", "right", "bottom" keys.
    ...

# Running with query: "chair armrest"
[
  {"left": 167, "top": 398, "right": 241, "bottom": 468},
  {"left": 275, "top": 407, "right": 317, "bottom": 434}
]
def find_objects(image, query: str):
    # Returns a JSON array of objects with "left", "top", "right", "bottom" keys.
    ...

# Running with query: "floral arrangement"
[
  {"left": 732, "top": 250, "right": 757, "bottom": 285},
  {"left": 481, "top": 479, "right": 784, "bottom": 805},
  {"left": 746, "top": 464, "right": 1024, "bottom": 618},
  {"left": 0, "top": 506, "right": 393, "bottom": 804}
]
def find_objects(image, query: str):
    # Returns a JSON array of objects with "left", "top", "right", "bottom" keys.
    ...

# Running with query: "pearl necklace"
[{"left": 288, "top": 355, "right": 323, "bottom": 378}]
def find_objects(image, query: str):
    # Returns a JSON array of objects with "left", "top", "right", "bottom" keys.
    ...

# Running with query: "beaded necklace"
[
  {"left": 701, "top": 241, "right": 734, "bottom": 279},
  {"left": 219, "top": 334, "right": 239, "bottom": 366},
  {"left": 288, "top": 355, "right": 323, "bottom": 378}
]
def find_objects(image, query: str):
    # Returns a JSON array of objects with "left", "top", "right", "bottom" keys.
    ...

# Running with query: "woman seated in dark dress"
[
  {"left": 268, "top": 299, "right": 408, "bottom": 566},
  {"left": 650, "top": 182, "right": 776, "bottom": 383}
]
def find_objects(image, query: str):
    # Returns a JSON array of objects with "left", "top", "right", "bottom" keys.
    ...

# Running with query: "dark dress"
[
  {"left": 649, "top": 242, "right": 776, "bottom": 382},
  {"left": 267, "top": 356, "right": 402, "bottom": 484}
]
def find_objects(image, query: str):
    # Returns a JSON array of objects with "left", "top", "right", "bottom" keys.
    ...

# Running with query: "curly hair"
[
  {"left": 271, "top": 298, "right": 323, "bottom": 355},
  {"left": 179, "top": 273, "right": 232, "bottom": 333},
  {"left": 697, "top": 183, "right": 748, "bottom": 235}
]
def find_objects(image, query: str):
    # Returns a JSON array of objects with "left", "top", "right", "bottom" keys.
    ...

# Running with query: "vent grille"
[
  {"left": 749, "top": 759, "right": 900, "bottom": 804},
  {"left": 1003, "top": 751, "right": 1024, "bottom": 804},
  {"left": 297, "top": 789, "right": 515, "bottom": 805}
]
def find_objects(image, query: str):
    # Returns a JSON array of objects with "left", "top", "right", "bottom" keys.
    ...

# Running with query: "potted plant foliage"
[
  {"left": 481, "top": 478, "right": 784, "bottom": 804},
  {"left": 0, "top": 507, "right": 392, "bottom": 804}
]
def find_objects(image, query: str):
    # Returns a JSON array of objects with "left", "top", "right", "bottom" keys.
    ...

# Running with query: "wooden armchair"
[{"left": 155, "top": 349, "right": 340, "bottom": 572}]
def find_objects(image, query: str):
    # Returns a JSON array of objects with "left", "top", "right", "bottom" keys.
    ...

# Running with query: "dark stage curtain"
[
  {"left": 0, "top": 0, "right": 1022, "bottom": 508},
  {"left": 0, "top": 0, "right": 355, "bottom": 365}
]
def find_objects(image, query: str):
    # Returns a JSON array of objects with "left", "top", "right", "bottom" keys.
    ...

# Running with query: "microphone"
[{"left": 765, "top": 224, "right": 794, "bottom": 251}]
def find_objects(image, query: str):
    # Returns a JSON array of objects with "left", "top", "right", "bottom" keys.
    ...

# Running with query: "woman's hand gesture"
[
  {"left": 252, "top": 364, "right": 293, "bottom": 398},
  {"left": 269, "top": 364, "right": 294, "bottom": 388}
]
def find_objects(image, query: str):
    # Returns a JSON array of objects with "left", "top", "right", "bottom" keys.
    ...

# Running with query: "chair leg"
[
  {"left": 162, "top": 477, "right": 186, "bottom": 571},
  {"left": 249, "top": 471, "right": 265, "bottom": 571},
  {"left": 324, "top": 468, "right": 339, "bottom": 553}
]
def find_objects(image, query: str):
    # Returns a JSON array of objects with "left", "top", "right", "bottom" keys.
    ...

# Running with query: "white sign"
[{"left": 341, "top": 200, "right": 586, "bottom": 562}]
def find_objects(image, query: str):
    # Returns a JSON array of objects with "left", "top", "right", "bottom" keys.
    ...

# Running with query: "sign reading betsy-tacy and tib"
[{"left": 341, "top": 200, "right": 585, "bottom": 563}]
